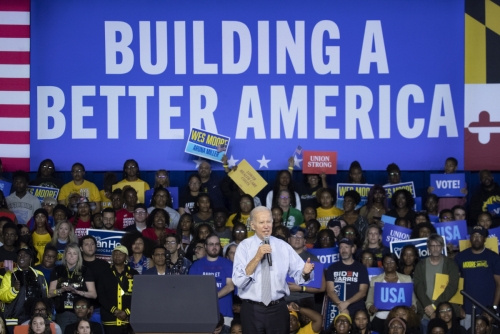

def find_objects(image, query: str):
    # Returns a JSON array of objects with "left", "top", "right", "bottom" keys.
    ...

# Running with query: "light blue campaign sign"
[
  {"left": 432, "top": 220, "right": 467, "bottom": 246},
  {"left": 390, "top": 237, "right": 447, "bottom": 259},
  {"left": 430, "top": 174, "right": 465, "bottom": 197},
  {"left": 286, "top": 262, "right": 323, "bottom": 289},
  {"left": 29, "top": 0, "right": 464, "bottom": 171},
  {"left": 308, "top": 247, "right": 340, "bottom": 269},
  {"left": 485, "top": 226, "right": 500, "bottom": 253},
  {"left": 381, "top": 215, "right": 396, "bottom": 225},
  {"left": 429, "top": 214, "right": 439, "bottom": 223},
  {"left": 374, "top": 282, "right": 413, "bottom": 310},
  {"left": 382, "top": 224, "right": 411, "bottom": 248},
  {"left": 336, "top": 183, "right": 373, "bottom": 210},
  {"left": 0, "top": 180, "right": 11, "bottom": 196},
  {"left": 184, "top": 128, "right": 230, "bottom": 162},
  {"left": 384, "top": 182, "right": 416, "bottom": 199},
  {"left": 27, "top": 186, "right": 60, "bottom": 203},
  {"left": 323, "top": 281, "right": 346, "bottom": 329},
  {"left": 87, "top": 229, "right": 126, "bottom": 259}
]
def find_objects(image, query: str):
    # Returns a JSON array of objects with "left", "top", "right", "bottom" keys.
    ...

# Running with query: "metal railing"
[{"left": 460, "top": 290, "right": 500, "bottom": 334}]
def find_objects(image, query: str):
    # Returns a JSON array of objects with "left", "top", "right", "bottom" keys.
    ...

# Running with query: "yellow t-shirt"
[
  {"left": 58, "top": 180, "right": 101, "bottom": 204},
  {"left": 115, "top": 179, "right": 150, "bottom": 203},
  {"left": 100, "top": 190, "right": 112, "bottom": 209},
  {"left": 32, "top": 231, "right": 52, "bottom": 265},
  {"left": 298, "top": 322, "right": 319, "bottom": 334},
  {"left": 226, "top": 213, "right": 254, "bottom": 237},
  {"left": 316, "top": 206, "right": 344, "bottom": 228}
]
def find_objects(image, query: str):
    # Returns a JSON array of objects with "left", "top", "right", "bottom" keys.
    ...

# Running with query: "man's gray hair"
[
  {"left": 250, "top": 206, "right": 271, "bottom": 222},
  {"left": 427, "top": 233, "right": 444, "bottom": 249}
]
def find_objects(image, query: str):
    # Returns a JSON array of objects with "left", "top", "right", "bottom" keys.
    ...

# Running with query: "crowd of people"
[{"left": 0, "top": 155, "right": 499, "bottom": 334}]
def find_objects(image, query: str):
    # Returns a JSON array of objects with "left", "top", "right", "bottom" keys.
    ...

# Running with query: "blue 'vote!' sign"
[
  {"left": 430, "top": 174, "right": 465, "bottom": 197},
  {"left": 432, "top": 220, "right": 467, "bottom": 246},
  {"left": 308, "top": 247, "right": 340, "bottom": 269},
  {"left": 374, "top": 282, "right": 413, "bottom": 310}
]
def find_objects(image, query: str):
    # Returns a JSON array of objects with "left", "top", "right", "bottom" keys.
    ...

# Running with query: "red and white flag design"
[{"left": 0, "top": 0, "right": 30, "bottom": 172}]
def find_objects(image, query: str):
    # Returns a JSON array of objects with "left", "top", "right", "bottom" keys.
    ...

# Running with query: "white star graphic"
[
  {"left": 227, "top": 155, "right": 239, "bottom": 167},
  {"left": 293, "top": 154, "right": 303, "bottom": 168},
  {"left": 193, "top": 157, "right": 205, "bottom": 169},
  {"left": 256, "top": 155, "right": 271, "bottom": 169}
]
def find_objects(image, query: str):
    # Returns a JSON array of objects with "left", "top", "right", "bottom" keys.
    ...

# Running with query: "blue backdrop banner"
[{"left": 29, "top": 0, "right": 464, "bottom": 171}]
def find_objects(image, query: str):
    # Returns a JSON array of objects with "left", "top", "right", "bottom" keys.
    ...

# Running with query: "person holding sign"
[
  {"left": 29, "top": 159, "right": 64, "bottom": 190},
  {"left": 454, "top": 226, "right": 500, "bottom": 329},
  {"left": 469, "top": 170, "right": 500, "bottom": 227},
  {"left": 326, "top": 238, "right": 369, "bottom": 316},
  {"left": 414, "top": 234, "right": 459, "bottom": 334},
  {"left": 386, "top": 190, "right": 416, "bottom": 227},
  {"left": 365, "top": 253, "right": 417, "bottom": 333}
]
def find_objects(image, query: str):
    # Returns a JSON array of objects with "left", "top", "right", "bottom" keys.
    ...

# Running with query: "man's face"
[
  {"left": 198, "top": 162, "right": 211, "bottom": 179},
  {"left": 92, "top": 213, "right": 103, "bottom": 229},
  {"left": 17, "top": 250, "right": 32, "bottom": 269},
  {"left": 71, "top": 165, "right": 85, "bottom": 182},
  {"left": 205, "top": 236, "right": 221, "bottom": 259},
  {"left": 102, "top": 212, "right": 115, "bottom": 230},
  {"left": 470, "top": 233, "right": 486, "bottom": 250},
  {"left": 13, "top": 176, "right": 27, "bottom": 193},
  {"left": 250, "top": 210, "right": 273, "bottom": 239},
  {"left": 428, "top": 241, "right": 443, "bottom": 258},
  {"left": 42, "top": 250, "right": 57, "bottom": 268},
  {"left": 339, "top": 243, "right": 353, "bottom": 261},
  {"left": 3, "top": 227, "right": 17, "bottom": 246},
  {"left": 388, "top": 169, "right": 401, "bottom": 184},
  {"left": 40, "top": 161, "right": 54, "bottom": 178},
  {"left": 80, "top": 238, "right": 96, "bottom": 258},
  {"left": 480, "top": 171, "right": 494, "bottom": 187},
  {"left": 444, "top": 160, "right": 457, "bottom": 174},
  {"left": 124, "top": 191, "right": 138, "bottom": 207},
  {"left": 164, "top": 237, "right": 179, "bottom": 255},
  {"left": 289, "top": 231, "right": 305, "bottom": 250},
  {"left": 133, "top": 207, "right": 148, "bottom": 224},
  {"left": 214, "top": 212, "right": 227, "bottom": 228},
  {"left": 74, "top": 301, "right": 90, "bottom": 318},
  {"left": 153, "top": 248, "right": 167, "bottom": 266}
]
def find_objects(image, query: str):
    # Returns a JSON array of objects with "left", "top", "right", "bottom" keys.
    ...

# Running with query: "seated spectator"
[
  {"left": 6, "top": 170, "right": 41, "bottom": 225},
  {"left": 356, "top": 225, "right": 389, "bottom": 267},
  {"left": 30, "top": 209, "right": 53, "bottom": 265},
  {"left": 316, "top": 188, "right": 344, "bottom": 228},
  {"left": 185, "top": 223, "right": 213, "bottom": 261},
  {"left": 397, "top": 245, "right": 419, "bottom": 278},
  {"left": 386, "top": 189, "right": 416, "bottom": 227},
  {"left": 192, "top": 194, "right": 215, "bottom": 229},
  {"left": 305, "top": 219, "right": 320, "bottom": 248},
  {"left": 142, "top": 208, "right": 174, "bottom": 242},
  {"left": 425, "top": 194, "right": 440, "bottom": 218},
  {"left": 178, "top": 174, "right": 202, "bottom": 215},
  {"left": 110, "top": 189, "right": 124, "bottom": 211},
  {"left": 90, "top": 213, "right": 103, "bottom": 229},
  {"left": 276, "top": 190, "right": 304, "bottom": 229},
  {"left": 410, "top": 222, "right": 437, "bottom": 239},
  {"left": 481, "top": 307, "right": 500, "bottom": 334},
  {"left": 115, "top": 187, "right": 138, "bottom": 230},
  {"left": 213, "top": 208, "right": 231, "bottom": 248},
  {"left": 414, "top": 212, "right": 430, "bottom": 226},
  {"left": 439, "top": 209, "right": 453, "bottom": 222},
  {"left": 0, "top": 190, "right": 18, "bottom": 224},
  {"left": 452, "top": 205, "right": 467, "bottom": 222},
  {"left": 28, "top": 316, "right": 51, "bottom": 334},
  {"left": 266, "top": 170, "right": 301, "bottom": 211},
  {"left": 222, "top": 223, "right": 247, "bottom": 256},
  {"left": 386, "top": 163, "right": 402, "bottom": 185},
  {"left": 0, "top": 248, "right": 48, "bottom": 327},
  {"left": 116, "top": 159, "right": 150, "bottom": 197},
  {"left": 69, "top": 197, "right": 95, "bottom": 238},
  {"left": 99, "top": 172, "right": 117, "bottom": 210},
  {"left": 435, "top": 301, "right": 466, "bottom": 334},
  {"left": 353, "top": 309, "right": 371, "bottom": 334},
  {"left": 271, "top": 207, "right": 284, "bottom": 227},
  {"left": 288, "top": 301, "right": 322, "bottom": 334},
  {"left": 360, "top": 185, "right": 388, "bottom": 227},
  {"left": 387, "top": 317, "right": 408, "bottom": 334},
  {"left": 340, "top": 225, "right": 361, "bottom": 250},
  {"left": 360, "top": 250, "right": 375, "bottom": 268},
  {"left": 340, "top": 190, "right": 368, "bottom": 239},
  {"left": 328, "top": 313, "right": 352, "bottom": 334},
  {"left": 348, "top": 161, "right": 366, "bottom": 184},
  {"left": 0, "top": 222, "right": 20, "bottom": 275},
  {"left": 229, "top": 319, "right": 242, "bottom": 334},
  {"left": 176, "top": 213, "right": 195, "bottom": 251},
  {"left": 29, "top": 159, "right": 64, "bottom": 189},
  {"left": 385, "top": 306, "right": 422, "bottom": 334},
  {"left": 148, "top": 187, "right": 180, "bottom": 229},
  {"left": 272, "top": 225, "right": 290, "bottom": 239},
  {"left": 58, "top": 163, "right": 101, "bottom": 214},
  {"left": 40, "top": 197, "right": 57, "bottom": 226},
  {"left": 22, "top": 297, "right": 62, "bottom": 334},
  {"left": 469, "top": 170, "right": 500, "bottom": 226},
  {"left": 34, "top": 245, "right": 58, "bottom": 280},
  {"left": 121, "top": 232, "right": 155, "bottom": 275},
  {"left": 327, "top": 219, "right": 342, "bottom": 240},
  {"left": 314, "top": 229, "right": 336, "bottom": 249},
  {"left": 124, "top": 204, "right": 149, "bottom": 233},
  {"left": 468, "top": 316, "right": 490, "bottom": 334},
  {"left": 193, "top": 239, "right": 206, "bottom": 261},
  {"left": 302, "top": 207, "right": 317, "bottom": 224},
  {"left": 224, "top": 244, "right": 237, "bottom": 263},
  {"left": 226, "top": 194, "right": 254, "bottom": 229},
  {"left": 63, "top": 298, "right": 102, "bottom": 334},
  {"left": 52, "top": 205, "right": 70, "bottom": 226},
  {"left": 161, "top": 234, "right": 192, "bottom": 274},
  {"left": 395, "top": 217, "right": 412, "bottom": 228},
  {"left": 48, "top": 221, "right": 77, "bottom": 265},
  {"left": 143, "top": 246, "right": 169, "bottom": 275}
]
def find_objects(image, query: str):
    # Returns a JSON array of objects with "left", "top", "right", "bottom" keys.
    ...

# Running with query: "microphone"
[{"left": 263, "top": 236, "right": 272, "bottom": 267}]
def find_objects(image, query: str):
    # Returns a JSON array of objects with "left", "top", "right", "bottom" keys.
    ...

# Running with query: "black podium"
[{"left": 130, "top": 275, "right": 220, "bottom": 334}]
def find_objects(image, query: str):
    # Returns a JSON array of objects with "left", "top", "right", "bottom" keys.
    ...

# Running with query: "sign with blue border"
[
  {"left": 185, "top": 128, "right": 230, "bottom": 162},
  {"left": 430, "top": 174, "right": 465, "bottom": 197},
  {"left": 87, "top": 229, "right": 126, "bottom": 260},
  {"left": 374, "top": 282, "right": 413, "bottom": 310}
]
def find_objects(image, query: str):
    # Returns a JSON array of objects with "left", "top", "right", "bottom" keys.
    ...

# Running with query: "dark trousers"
[
  {"left": 240, "top": 300, "right": 289, "bottom": 334},
  {"left": 103, "top": 325, "right": 131, "bottom": 334}
]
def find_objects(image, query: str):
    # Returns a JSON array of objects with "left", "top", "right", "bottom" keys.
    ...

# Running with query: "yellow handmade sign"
[
  {"left": 228, "top": 159, "right": 267, "bottom": 198},
  {"left": 459, "top": 237, "right": 499, "bottom": 254},
  {"left": 432, "top": 273, "right": 464, "bottom": 305}
]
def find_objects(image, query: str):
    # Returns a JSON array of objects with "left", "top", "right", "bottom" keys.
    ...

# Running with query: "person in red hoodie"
[{"left": 70, "top": 197, "right": 95, "bottom": 239}]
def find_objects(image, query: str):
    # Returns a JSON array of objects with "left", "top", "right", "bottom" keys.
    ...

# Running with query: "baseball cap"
[
  {"left": 113, "top": 245, "right": 129, "bottom": 256},
  {"left": 327, "top": 219, "right": 341, "bottom": 228},
  {"left": 471, "top": 225, "right": 489, "bottom": 238},
  {"left": 338, "top": 238, "right": 353, "bottom": 246}
]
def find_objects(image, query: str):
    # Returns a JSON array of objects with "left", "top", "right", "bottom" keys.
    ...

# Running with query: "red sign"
[{"left": 302, "top": 151, "right": 337, "bottom": 174}]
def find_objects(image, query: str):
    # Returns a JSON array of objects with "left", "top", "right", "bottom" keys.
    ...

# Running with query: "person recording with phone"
[
  {"left": 0, "top": 248, "right": 48, "bottom": 331},
  {"left": 232, "top": 206, "right": 315, "bottom": 334}
]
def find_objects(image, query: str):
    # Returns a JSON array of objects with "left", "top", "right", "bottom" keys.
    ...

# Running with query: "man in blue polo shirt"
[{"left": 189, "top": 233, "right": 234, "bottom": 325}]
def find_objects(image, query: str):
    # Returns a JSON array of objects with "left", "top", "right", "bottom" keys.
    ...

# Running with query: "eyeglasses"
[
  {"left": 279, "top": 196, "right": 290, "bottom": 199},
  {"left": 165, "top": 241, "right": 177, "bottom": 245},
  {"left": 439, "top": 308, "right": 452, "bottom": 313},
  {"left": 41, "top": 165, "right": 53, "bottom": 169},
  {"left": 157, "top": 175, "right": 167, "bottom": 179},
  {"left": 195, "top": 246, "right": 204, "bottom": 250},
  {"left": 42, "top": 203, "right": 54, "bottom": 207},
  {"left": 384, "top": 261, "right": 396, "bottom": 265},
  {"left": 389, "top": 172, "right": 400, "bottom": 176},
  {"left": 240, "top": 201, "right": 252, "bottom": 205},
  {"left": 126, "top": 165, "right": 137, "bottom": 169},
  {"left": 362, "top": 257, "right": 373, "bottom": 260},
  {"left": 345, "top": 231, "right": 355, "bottom": 235},
  {"left": 74, "top": 305, "right": 88, "bottom": 310},
  {"left": 234, "top": 230, "right": 246, "bottom": 234}
]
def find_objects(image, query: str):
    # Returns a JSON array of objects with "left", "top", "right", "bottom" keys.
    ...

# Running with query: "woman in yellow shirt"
[
  {"left": 116, "top": 159, "right": 151, "bottom": 203},
  {"left": 30, "top": 208, "right": 53, "bottom": 265},
  {"left": 316, "top": 188, "right": 344, "bottom": 228},
  {"left": 226, "top": 194, "right": 254, "bottom": 236}
]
